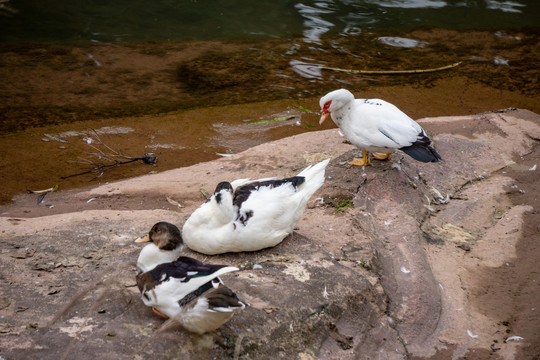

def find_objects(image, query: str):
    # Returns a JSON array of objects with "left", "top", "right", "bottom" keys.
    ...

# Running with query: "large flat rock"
[{"left": 1, "top": 108, "right": 539, "bottom": 359}]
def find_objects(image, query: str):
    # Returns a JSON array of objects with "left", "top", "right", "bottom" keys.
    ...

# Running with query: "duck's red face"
[{"left": 319, "top": 100, "right": 332, "bottom": 125}]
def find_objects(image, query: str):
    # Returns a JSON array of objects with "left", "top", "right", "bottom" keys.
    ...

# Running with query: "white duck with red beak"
[{"left": 319, "top": 89, "right": 441, "bottom": 166}]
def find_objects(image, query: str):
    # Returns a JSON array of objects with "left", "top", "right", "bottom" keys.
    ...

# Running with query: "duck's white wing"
[
  {"left": 236, "top": 183, "right": 299, "bottom": 230},
  {"left": 242, "top": 183, "right": 321, "bottom": 244},
  {"left": 234, "top": 160, "right": 328, "bottom": 235},
  {"left": 352, "top": 99, "right": 423, "bottom": 148}
]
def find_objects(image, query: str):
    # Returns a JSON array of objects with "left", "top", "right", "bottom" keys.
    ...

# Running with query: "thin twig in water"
[
  {"left": 319, "top": 61, "right": 462, "bottom": 75},
  {"left": 28, "top": 185, "right": 59, "bottom": 204},
  {"left": 28, "top": 184, "right": 59, "bottom": 195},
  {"left": 61, "top": 129, "right": 156, "bottom": 179}
]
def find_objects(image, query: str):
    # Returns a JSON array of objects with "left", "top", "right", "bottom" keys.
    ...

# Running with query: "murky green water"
[{"left": 1, "top": 0, "right": 539, "bottom": 44}]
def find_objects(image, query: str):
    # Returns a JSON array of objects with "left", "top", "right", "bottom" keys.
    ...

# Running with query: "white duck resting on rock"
[
  {"left": 182, "top": 158, "right": 330, "bottom": 255},
  {"left": 319, "top": 88, "right": 442, "bottom": 166},
  {"left": 135, "top": 222, "right": 244, "bottom": 334}
]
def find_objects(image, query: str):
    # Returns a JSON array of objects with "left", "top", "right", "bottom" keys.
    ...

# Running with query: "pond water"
[{"left": 1, "top": 0, "right": 538, "bottom": 44}]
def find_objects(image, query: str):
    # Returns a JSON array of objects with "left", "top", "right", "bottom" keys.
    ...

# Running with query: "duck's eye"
[{"left": 323, "top": 101, "right": 332, "bottom": 111}]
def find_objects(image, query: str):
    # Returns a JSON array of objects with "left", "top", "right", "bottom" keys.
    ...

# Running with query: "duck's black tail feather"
[
  {"left": 400, "top": 130, "right": 442, "bottom": 163},
  {"left": 207, "top": 286, "right": 245, "bottom": 310},
  {"left": 401, "top": 145, "right": 442, "bottom": 163}
]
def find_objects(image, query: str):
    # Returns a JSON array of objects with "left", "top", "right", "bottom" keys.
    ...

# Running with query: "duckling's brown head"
[{"left": 135, "top": 222, "right": 183, "bottom": 251}]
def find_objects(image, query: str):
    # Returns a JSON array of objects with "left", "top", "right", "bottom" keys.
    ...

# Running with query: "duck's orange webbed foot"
[
  {"left": 372, "top": 152, "right": 392, "bottom": 161},
  {"left": 348, "top": 150, "right": 371, "bottom": 166}
]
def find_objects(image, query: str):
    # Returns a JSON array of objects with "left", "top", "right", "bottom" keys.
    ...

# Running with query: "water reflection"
[
  {"left": 295, "top": 2, "right": 335, "bottom": 44},
  {"left": 377, "top": 36, "right": 428, "bottom": 48},
  {"left": 0, "top": 0, "right": 535, "bottom": 44},
  {"left": 369, "top": 0, "right": 447, "bottom": 9},
  {"left": 291, "top": 0, "right": 530, "bottom": 51},
  {"left": 485, "top": 0, "right": 525, "bottom": 13},
  {"left": 289, "top": 59, "right": 325, "bottom": 79}
]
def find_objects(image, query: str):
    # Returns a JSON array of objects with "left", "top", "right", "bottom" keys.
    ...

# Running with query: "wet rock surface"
[{"left": 1, "top": 109, "right": 539, "bottom": 359}]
